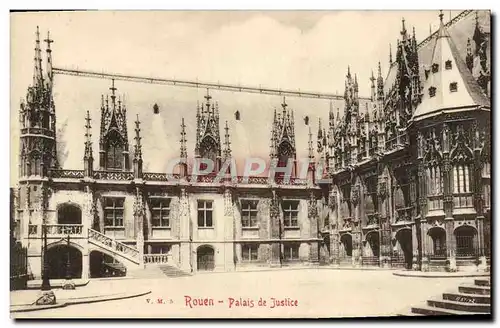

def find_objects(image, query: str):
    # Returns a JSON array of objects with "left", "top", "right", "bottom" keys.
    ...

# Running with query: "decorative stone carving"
[
  {"left": 308, "top": 192, "right": 317, "bottom": 218},
  {"left": 269, "top": 191, "right": 280, "bottom": 218},
  {"left": 179, "top": 188, "right": 189, "bottom": 217},
  {"left": 224, "top": 188, "right": 233, "bottom": 216},
  {"left": 351, "top": 185, "right": 360, "bottom": 207},
  {"left": 328, "top": 189, "right": 337, "bottom": 210},
  {"left": 442, "top": 123, "right": 450, "bottom": 153},
  {"left": 377, "top": 179, "right": 387, "bottom": 200}
]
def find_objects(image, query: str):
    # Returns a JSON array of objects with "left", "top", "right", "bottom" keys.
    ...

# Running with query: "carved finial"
[
  {"left": 439, "top": 10, "right": 444, "bottom": 23},
  {"left": 281, "top": 96, "right": 287, "bottom": 112},
  {"left": 401, "top": 17, "right": 406, "bottom": 35}
]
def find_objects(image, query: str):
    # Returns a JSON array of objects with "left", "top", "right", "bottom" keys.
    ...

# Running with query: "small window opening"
[
  {"left": 153, "top": 103, "right": 159, "bottom": 114},
  {"left": 432, "top": 63, "right": 439, "bottom": 73},
  {"left": 304, "top": 116, "right": 309, "bottom": 125},
  {"left": 445, "top": 60, "right": 452, "bottom": 70},
  {"left": 429, "top": 86, "right": 436, "bottom": 98},
  {"left": 450, "top": 82, "right": 458, "bottom": 92},
  {"left": 235, "top": 110, "right": 241, "bottom": 120}
]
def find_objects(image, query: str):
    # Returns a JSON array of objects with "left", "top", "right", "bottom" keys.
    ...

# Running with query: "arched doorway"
[
  {"left": 89, "top": 251, "right": 126, "bottom": 278},
  {"left": 197, "top": 245, "right": 215, "bottom": 271},
  {"left": 394, "top": 228, "right": 413, "bottom": 269},
  {"left": 428, "top": 227, "right": 446, "bottom": 258},
  {"left": 57, "top": 204, "right": 82, "bottom": 225},
  {"left": 339, "top": 234, "right": 352, "bottom": 265},
  {"left": 365, "top": 231, "right": 380, "bottom": 257},
  {"left": 455, "top": 226, "right": 477, "bottom": 257},
  {"left": 46, "top": 245, "right": 82, "bottom": 279},
  {"left": 363, "top": 231, "right": 380, "bottom": 266}
]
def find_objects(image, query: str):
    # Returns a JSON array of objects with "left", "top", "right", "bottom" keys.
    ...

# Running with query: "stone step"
[
  {"left": 474, "top": 279, "right": 490, "bottom": 287},
  {"left": 427, "top": 299, "right": 490, "bottom": 313},
  {"left": 459, "top": 285, "right": 490, "bottom": 295},
  {"left": 411, "top": 305, "right": 482, "bottom": 316},
  {"left": 442, "top": 292, "right": 490, "bottom": 304},
  {"left": 158, "top": 265, "right": 191, "bottom": 277}
]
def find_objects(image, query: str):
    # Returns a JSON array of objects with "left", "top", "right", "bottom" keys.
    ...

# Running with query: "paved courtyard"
[{"left": 12, "top": 269, "right": 474, "bottom": 318}]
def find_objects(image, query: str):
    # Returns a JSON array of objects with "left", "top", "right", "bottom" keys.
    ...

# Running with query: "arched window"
[
  {"left": 427, "top": 165, "right": 443, "bottom": 196},
  {"left": 199, "top": 136, "right": 219, "bottom": 174},
  {"left": 105, "top": 131, "right": 124, "bottom": 170}
]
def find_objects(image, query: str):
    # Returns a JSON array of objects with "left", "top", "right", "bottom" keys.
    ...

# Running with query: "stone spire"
[
  {"left": 84, "top": 110, "right": 93, "bottom": 177},
  {"left": 180, "top": 117, "right": 187, "bottom": 160},
  {"left": 133, "top": 114, "right": 143, "bottom": 179},
  {"left": 43, "top": 30, "right": 54, "bottom": 90},
  {"left": 389, "top": 43, "right": 393, "bottom": 65},
  {"left": 33, "top": 26, "right": 43, "bottom": 87},
  {"left": 223, "top": 121, "right": 231, "bottom": 160}
]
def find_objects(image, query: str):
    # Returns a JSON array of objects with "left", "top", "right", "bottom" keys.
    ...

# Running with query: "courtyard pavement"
[{"left": 11, "top": 269, "right": 477, "bottom": 318}]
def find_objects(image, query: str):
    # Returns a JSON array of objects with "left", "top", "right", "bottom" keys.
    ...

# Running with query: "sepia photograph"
[{"left": 9, "top": 9, "right": 491, "bottom": 319}]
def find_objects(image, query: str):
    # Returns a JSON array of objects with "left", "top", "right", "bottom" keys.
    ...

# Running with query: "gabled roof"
[{"left": 412, "top": 13, "right": 490, "bottom": 121}]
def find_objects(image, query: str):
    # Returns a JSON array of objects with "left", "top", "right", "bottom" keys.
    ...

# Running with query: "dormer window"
[
  {"left": 235, "top": 110, "right": 241, "bottom": 120},
  {"left": 429, "top": 86, "right": 436, "bottom": 98},
  {"left": 445, "top": 60, "right": 452, "bottom": 70},
  {"left": 153, "top": 103, "right": 159, "bottom": 114},
  {"left": 450, "top": 82, "right": 458, "bottom": 92},
  {"left": 432, "top": 63, "right": 439, "bottom": 73}
]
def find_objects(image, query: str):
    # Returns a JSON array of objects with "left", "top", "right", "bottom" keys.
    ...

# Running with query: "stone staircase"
[
  {"left": 409, "top": 278, "right": 491, "bottom": 316},
  {"left": 88, "top": 228, "right": 141, "bottom": 268},
  {"left": 129, "top": 265, "right": 192, "bottom": 279}
]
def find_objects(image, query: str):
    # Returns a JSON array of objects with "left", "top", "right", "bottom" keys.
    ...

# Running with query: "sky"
[{"left": 10, "top": 10, "right": 462, "bottom": 184}]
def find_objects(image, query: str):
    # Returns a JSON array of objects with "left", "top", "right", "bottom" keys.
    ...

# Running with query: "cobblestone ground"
[{"left": 13, "top": 269, "right": 473, "bottom": 318}]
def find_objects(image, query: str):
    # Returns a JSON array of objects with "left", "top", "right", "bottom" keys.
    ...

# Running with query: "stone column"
[
  {"left": 133, "top": 187, "right": 145, "bottom": 266},
  {"left": 329, "top": 188, "right": 339, "bottom": 266},
  {"left": 443, "top": 156, "right": 456, "bottom": 271},
  {"left": 378, "top": 176, "right": 391, "bottom": 268},
  {"left": 178, "top": 187, "right": 191, "bottom": 272},
  {"left": 351, "top": 184, "right": 362, "bottom": 267},
  {"left": 420, "top": 220, "right": 429, "bottom": 271},
  {"left": 223, "top": 187, "right": 235, "bottom": 271},
  {"left": 269, "top": 190, "right": 281, "bottom": 267},
  {"left": 308, "top": 191, "right": 319, "bottom": 265}
]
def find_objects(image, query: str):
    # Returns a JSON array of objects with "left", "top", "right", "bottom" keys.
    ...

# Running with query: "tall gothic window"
[
  {"left": 199, "top": 137, "right": 219, "bottom": 174},
  {"left": 453, "top": 163, "right": 473, "bottom": 208},
  {"left": 427, "top": 165, "right": 443, "bottom": 196},
  {"left": 276, "top": 141, "right": 295, "bottom": 181},
  {"left": 106, "top": 131, "right": 124, "bottom": 170}
]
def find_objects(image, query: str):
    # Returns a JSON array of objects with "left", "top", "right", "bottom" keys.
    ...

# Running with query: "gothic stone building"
[{"left": 14, "top": 11, "right": 490, "bottom": 280}]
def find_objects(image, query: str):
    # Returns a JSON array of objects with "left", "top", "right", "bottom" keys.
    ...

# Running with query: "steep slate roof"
[
  {"left": 383, "top": 10, "right": 490, "bottom": 101},
  {"left": 412, "top": 13, "right": 490, "bottom": 121}
]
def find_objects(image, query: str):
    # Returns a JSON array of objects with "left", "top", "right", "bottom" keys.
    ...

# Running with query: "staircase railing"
[
  {"left": 88, "top": 228, "right": 140, "bottom": 263},
  {"left": 144, "top": 254, "right": 169, "bottom": 264}
]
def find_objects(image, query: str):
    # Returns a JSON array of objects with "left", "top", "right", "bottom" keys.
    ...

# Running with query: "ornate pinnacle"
[
  {"left": 180, "top": 117, "right": 187, "bottom": 159},
  {"left": 308, "top": 126, "right": 314, "bottom": 160},
  {"left": 439, "top": 10, "right": 444, "bottom": 23},
  {"left": 281, "top": 96, "right": 287, "bottom": 113},
  {"left": 43, "top": 30, "right": 54, "bottom": 83},
  {"left": 110, "top": 79, "right": 117, "bottom": 108},
  {"left": 223, "top": 121, "right": 231, "bottom": 159},
  {"left": 389, "top": 43, "right": 393, "bottom": 64},
  {"left": 84, "top": 111, "right": 93, "bottom": 159},
  {"left": 134, "top": 114, "right": 142, "bottom": 160}
]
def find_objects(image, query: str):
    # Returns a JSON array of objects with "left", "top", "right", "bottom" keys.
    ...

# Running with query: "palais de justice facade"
[{"left": 13, "top": 11, "right": 490, "bottom": 280}]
